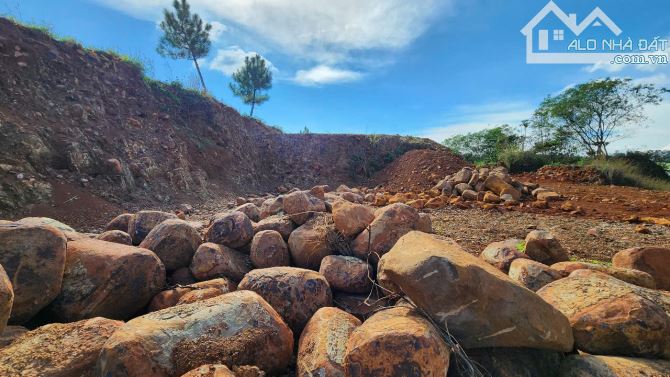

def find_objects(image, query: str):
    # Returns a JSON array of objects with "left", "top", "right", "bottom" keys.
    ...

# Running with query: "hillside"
[{"left": 0, "top": 18, "right": 460, "bottom": 220}]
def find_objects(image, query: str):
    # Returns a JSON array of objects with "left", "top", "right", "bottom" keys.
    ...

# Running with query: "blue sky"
[{"left": 2, "top": 0, "right": 669, "bottom": 150}]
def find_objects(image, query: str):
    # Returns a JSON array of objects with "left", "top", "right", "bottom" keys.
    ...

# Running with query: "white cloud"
[
  {"left": 417, "top": 102, "right": 534, "bottom": 142},
  {"left": 293, "top": 65, "right": 363, "bottom": 86},
  {"left": 608, "top": 100, "right": 670, "bottom": 152},
  {"left": 93, "top": 0, "right": 448, "bottom": 83},
  {"left": 208, "top": 21, "right": 227, "bottom": 41},
  {"left": 208, "top": 46, "right": 276, "bottom": 75}
]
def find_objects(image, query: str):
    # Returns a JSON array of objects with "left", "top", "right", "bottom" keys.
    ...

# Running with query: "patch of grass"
[
  {"left": 589, "top": 158, "right": 670, "bottom": 191},
  {"left": 515, "top": 240, "right": 526, "bottom": 252},
  {"left": 569, "top": 256, "right": 612, "bottom": 267}
]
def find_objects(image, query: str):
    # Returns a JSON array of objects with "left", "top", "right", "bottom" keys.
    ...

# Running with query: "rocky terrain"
[
  {"left": 1, "top": 182, "right": 669, "bottom": 376},
  {"left": 2, "top": 16, "right": 670, "bottom": 377}
]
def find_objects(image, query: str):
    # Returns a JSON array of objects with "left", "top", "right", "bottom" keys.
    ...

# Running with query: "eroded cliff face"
[{"left": 0, "top": 18, "right": 446, "bottom": 216}]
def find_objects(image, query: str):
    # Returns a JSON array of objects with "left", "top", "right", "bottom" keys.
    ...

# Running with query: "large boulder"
[
  {"left": 332, "top": 200, "right": 374, "bottom": 237},
  {"left": 15, "top": 217, "right": 75, "bottom": 233},
  {"left": 508, "top": 258, "right": 564, "bottom": 292},
  {"left": 297, "top": 307, "right": 361, "bottom": 377},
  {"left": 537, "top": 270, "right": 670, "bottom": 359},
  {"left": 524, "top": 230, "right": 569, "bottom": 264},
  {"left": 319, "top": 255, "right": 372, "bottom": 294},
  {"left": 139, "top": 219, "right": 202, "bottom": 271},
  {"left": 97, "top": 230, "right": 133, "bottom": 245},
  {"left": 180, "top": 365, "right": 235, "bottom": 377},
  {"left": 484, "top": 175, "right": 514, "bottom": 196},
  {"left": 95, "top": 291, "right": 294, "bottom": 377},
  {"left": 205, "top": 211, "right": 254, "bottom": 248},
  {"left": 253, "top": 215, "right": 295, "bottom": 240},
  {"left": 0, "top": 317, "right": 122, "bottom": 376},
  {"left": 344, "top": 306, "right": 450, "bottom": 377},
  {"left": 448, "top": 347, "right": 564, "bottom": 377},
  {"left": 613, "top": 247, "right": 670, "bottom": 290},
  {"left": 558, "top": 355, "right": 670, "bottom": 377},
  {"left": 128, "top": 211, "right": 179, "bottom": 245},
  {"left": 479, "top": 239, "right": 530, "bottom": 272},
  {"left": 350, "top": 203, "right": 420, "bottom": 263},
  {"left": 287, "top": 215, "right": 334, "bottom": 270},
  {"left": 283, "top": 191, "right": 327, "bottom": 225},
  {"left": 250, "top": 230, "right": 290, "bottom": 269},
  {"left": 0, "top": 265, "right": 12, "bottom": 334},
  {"left": 259, "top": 196, "right": 284, "bottom": 219},
  {"left": 234, "top": 203, "right": 261, "bottom": 222},
  {"left": 106, "top": 213, "right": 133, "bottom": 232},
  {"left": 149, "top": 278, "right": 237, "bottom": 311},
  {"left": 190, "top": 243, "right": 251, "bottom": 282},
  {"left": 551, "top": 261, "right": 656, "bottom": 289},
  {"left": 238, "top": 267, "right": 332, "bottom": 334},
  {"left": 378, "top": 231, "right": 574, "bottom": 351},
  {"left": 0, "top": 223, "right": 67, "bottom": 324},
  {"left": 47, "top": 239, "right": 165, "bottom": 322}
]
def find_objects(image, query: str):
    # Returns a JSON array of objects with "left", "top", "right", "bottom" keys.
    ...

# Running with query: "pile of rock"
[{"left": 0, "top": 185, "right": 668, "bottom": 377}]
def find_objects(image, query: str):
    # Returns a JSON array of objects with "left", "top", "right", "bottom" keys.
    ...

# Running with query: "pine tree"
[
  {"left": 157, "top": 0, "right": 212, "bottom": 92},
  {"left": 229, "top": 54, "right": 273, "bottom": 117}
]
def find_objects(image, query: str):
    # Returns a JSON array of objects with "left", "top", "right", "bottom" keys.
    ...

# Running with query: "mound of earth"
[
  {"left": 530, "top": 166, "right": 604, "bottom": 184},
  {"left": 369, "top": 149, "right": 467, "bottom": 192}
]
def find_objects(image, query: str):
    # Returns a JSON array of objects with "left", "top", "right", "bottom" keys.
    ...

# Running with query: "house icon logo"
[{"left": 521, "top": 1, "right": 626, "bottom": 64}]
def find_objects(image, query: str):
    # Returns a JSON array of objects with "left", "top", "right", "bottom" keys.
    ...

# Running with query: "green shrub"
[
  {"left": 614, "top": 151, "right": 670, "bottom": 181},
  {"left": 499, "top": 150, "right": 580, "bottom": 173},
  {"left": 589, "top": 158, "right": 670, "bottom": 191}
]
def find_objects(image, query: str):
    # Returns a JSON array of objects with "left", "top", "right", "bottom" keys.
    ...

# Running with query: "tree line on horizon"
[{"left": 157, "top": 0, "right": 272, "bottom": 117}]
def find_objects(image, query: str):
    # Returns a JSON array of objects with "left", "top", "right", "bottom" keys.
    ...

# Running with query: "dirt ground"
[{"left": 430, "top": 206, "right": 669, "bottom": 263}]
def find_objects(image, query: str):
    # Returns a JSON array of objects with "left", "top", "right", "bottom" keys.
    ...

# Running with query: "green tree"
[
  {"left": 158, "top": 0, "right": 212, "bottom": 92},
  {"left": 535, "top": 78, "right": 667, "bottom": 158},
  {"left": 442, "top": 126, "right": 520, "bottom": 163},
  {"left": 229, "top": 54, "right": 273, "bottom": 117}
]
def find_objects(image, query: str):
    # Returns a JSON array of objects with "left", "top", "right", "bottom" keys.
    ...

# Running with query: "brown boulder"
[
  {"left": 378, "top": 231, "right": 574, "bottom": 351},
  {"left": 479, "top": 239, "right": 530, "bottom": 272},
  {"left": 253, "top": 215, "right": 295, "bottom": 240},
  {"left": 350, "top": 203, "right": 420, "bottom": 263},
  {"left": 524, "top": 230, "right": 569, "bottom": 264},
  {"left": 332, "top": 200, "right": 374, "bottom": 237},
  {"left": 483, "top": 192, "right": 501, "bottom": 203},
  {"left": 259, "top": 196, "right": 284, "bottom": 219},
  {"left": 190, "top": 242, "right": 251, "bottom": 282},
  {"left": 250, "top": 230, "right": 290, "bottom": 269},
  {"left": 538, "top": 270, "right": 670, "bottom": 359},
  {"left": 180, "top": 365, "right": 235, "bottom": 377},
  {"left": 484, "top": 175, "right": 514, "bottom": 196},
  {"left": 97, "top": 230, "right": 133, "bottom": 245},
  {"left": 319, "top": 255, "right": 372, "bottom": 294},
  {"left": 283, "top": 191, "right": 327, "bottom": 225},
  {"left": 128, "top": 210, "right": 179, "bottom": 245},
  {"left": 47, "top": 239, "right": 165, "bottom": 322},
  {"left": 613, "top": 247, "right": 670, "bottom": 290},
  {"left": 149, "top": 278, "right": 236, "bottom": 311},
  {"left": 508, "top": 258, "right": 564, "bottom": 291},
  {"left": 139, "top": 219, "right": 202, "bottom": 271},
  {"left": 0, "top": 265, "right": 12, "bottom": 334},
  {"left": 95, "top": 291, "right": 294, "bottom": 377},
  {"left": 169, "top": 267, "right": 197, "bottom": 286},
  {"left": 205, "top": 211, "right": 254, "bottom": 248},
  {"left": 558, "top": 355, "right": 670, "bottom": 377},
  {"left": 297, "top": 307, "right": 361, "bottom": 377},
  {"left": 235, "top": 203, "right": 261, "bottom": 222},
  {"left": 344, "top": 306, "right": 450, "bottom": 377},
  {"left": 0, "top": 317, "right": 122, "bottom": 376},
  {"left": 238, "top": 267, "right": 332, "bottom": 334},
  {"left": 106, "top": 213, "right": 133, "bottom": 232},
  {"left": 0, "top": 223, "right": 67, "bottom": 324},
  {"left": 551, "top": 261, "right": 656, "bottom": 289},
  {"left": 537, "top": 191, "right": 561, "bottom": 201},
  {"left": 287, "top": 215, "right": 334, "bottom": 270}
]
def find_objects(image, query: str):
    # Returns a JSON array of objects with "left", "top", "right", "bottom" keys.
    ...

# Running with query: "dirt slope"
[{"left": 0, "top": 18, "right": 460, "bottom": 218}]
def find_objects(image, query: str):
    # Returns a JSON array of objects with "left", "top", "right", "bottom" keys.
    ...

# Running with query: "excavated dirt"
[{"left": 369, "top": 149, "right": 467, "bottom": 192}]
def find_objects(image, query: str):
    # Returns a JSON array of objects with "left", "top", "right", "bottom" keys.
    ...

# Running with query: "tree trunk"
[
  {"left": 250, "top": 89, "right": 256, "bottom": 117},
  {"left": 192, "top": 57, "right": 207, "bottom": 92}
]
